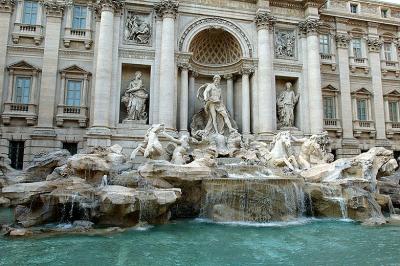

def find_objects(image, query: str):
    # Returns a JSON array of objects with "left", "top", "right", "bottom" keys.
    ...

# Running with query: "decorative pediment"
[
  {"left": 384, "top": 90, "right": 400, "bottom": 99},
  {"left": 352, "top": 88, "right": 372, "bottom": 96},
  {"left": 7, "top": 61, "right": 40, "bottom": 72},
  {"left": 322, "top": 85, "right": 339, "bottom": 92},
  {"left": 60, "top": 65, "right": 91, "bottom": 75}
]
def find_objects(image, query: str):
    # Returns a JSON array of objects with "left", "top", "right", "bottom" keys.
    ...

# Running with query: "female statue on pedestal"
[
  {"left": 277, "top": 82, "right": 299, "bottom": 128},
  {"left": 122, "top": 71, "right": 149, "bottom": 122}
]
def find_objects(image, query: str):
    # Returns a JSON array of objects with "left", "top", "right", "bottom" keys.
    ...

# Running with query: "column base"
[
  {"left": 86, "top": 127, "right": 112, "bottom": 147},
  {"left": 336, "top": 138, "right": 360, "bottom": 159}
]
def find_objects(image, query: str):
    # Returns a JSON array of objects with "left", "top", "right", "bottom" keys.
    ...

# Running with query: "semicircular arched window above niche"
[{"left": 189, "top": 29, "right": 243, "bottom": 67}]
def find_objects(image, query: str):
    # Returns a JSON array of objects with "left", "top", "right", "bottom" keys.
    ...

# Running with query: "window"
[
  {"left": 350, "top": 3, "right": 358, "bottom": 14},
  {"left": 66, "top": 80, "right": 82, "bottom": 106},
  {"left": 320, "top": 35, "right": 330, "bottom": 55},
  {"left": 63, "top": 142, "right": 78, "bottom": 155},
  {"left": 22, "top": 1, "right": 38, "bottom": 25},
  {"left": 389, "top": 101, "right": 399, "bottom": 122},
  {"left": 381, "top": 9, "right": 389, "bottom": 18},
  {"left": 15, "top": 76, "right": 31, "bottom": 104},
  {"left": 72, "top": 5, "right": 87, "bottom": 30},
  {"left": 357, "top": 99, "right": 368, "bottom": 121},
  {"left": 323, "top": 96, "right": 336, "bottom": 119},
  {"left": 352, "top": 39, "right": 362, "bottom": 58},
  {"left": 384, "top": 43, "right": 393, "bottom": 61},
  {"left": 9, "top": 141, "right": 24, "bottom": 170}
]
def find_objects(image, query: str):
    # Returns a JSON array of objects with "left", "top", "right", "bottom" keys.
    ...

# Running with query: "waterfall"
[
  {"left": 201, "top": 178, "right": 306, "bottom": 222},
  {"left": 321, "top": 185, "right": 349, "bottom": 219},
  {"left": 388, "top": 197, "right": 395, "bottom": 215},
  {"left": 100, "top": 175, "right": 108, "bottom": 187}
]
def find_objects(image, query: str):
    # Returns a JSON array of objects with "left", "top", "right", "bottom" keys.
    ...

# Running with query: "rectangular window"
[
  {"left": 381, "top": 9, "right": 388, "bottom": 18},
  {"left": 9, "top": 141, "right": 24, "bottom": 170},
  {"left": 357, "top": 99, "right": 368, "bottom": 121},
  {"left": 352, "top": 39, "right": 362, "bottom": 58},
  {"left": 350, "top": 3, "right": 358, "bottom": 14},
  {"left": 384, "top": 43, "right": 393, "bottom": 61},
  {"left": 323, "top": 96, "right": 336, "bottom": 119},
  {"left": 63, "top": 142, "right": 78, "bottom": 156},
  {"left": 66, "top": 80, "right": 82, "bottom": 106},
  {"left": 389, "top": 101, "right": 399, "bottom": 122},
  {"left": 320, "top": 35, "right": 330, "bottom": 55},
  {"left": 15, "top": 76, "right": 31, "bottom": 104},
  {"left": 72, "top": 5, "right": 87, "bottom": 29},
  {"left": 22, "top": 1, "right": 38, "bottom": 25}
]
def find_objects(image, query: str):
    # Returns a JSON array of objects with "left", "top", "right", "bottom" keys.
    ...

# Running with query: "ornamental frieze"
[
  {"left": 124, "top": 12, "right": 152, "bottom": 45},
  {"left": 43, "top": 0, "right": 65, "bottom": 17},
  {"left": 0, "top": 0, "right": 15, "bottom": 12}
]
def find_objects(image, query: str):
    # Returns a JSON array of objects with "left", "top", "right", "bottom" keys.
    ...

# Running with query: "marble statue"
[
  {"left": 266, "top": 131, "right": 298, "bottom": 171},
  {"left": 125, "top": 14, "right": 151, "bottom": 44},
  {"left": 130, "top": 124, "right": 165, "bottom": 160},
  {"left": 292, "top": 132, "right": 334, "bottom": 170},
  {"left": 191, "top": 75, "right": 237, "bottom": 139},
  {"left": 122, "top": 71, "right": 149, "bottom": 121},
  {"left": 277, "top": 82, "right": 299, "bottom": 128},
  {"left": 163, "top": 132, "right": 192, "bottom": 165}
]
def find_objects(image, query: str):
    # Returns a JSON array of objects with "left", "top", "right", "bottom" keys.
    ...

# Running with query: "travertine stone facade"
[{"left": 1, "top": 0, "right": 400, "bottom": 168}]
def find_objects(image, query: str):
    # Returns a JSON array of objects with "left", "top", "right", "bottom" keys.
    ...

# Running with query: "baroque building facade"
[{"left": 0, "top": 0, "right": 400, "bottom": 169}]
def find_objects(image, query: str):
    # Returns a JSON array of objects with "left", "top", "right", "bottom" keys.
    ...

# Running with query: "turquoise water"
[{"left": 1, "top": 219, "right": 400, "bottom": 266}]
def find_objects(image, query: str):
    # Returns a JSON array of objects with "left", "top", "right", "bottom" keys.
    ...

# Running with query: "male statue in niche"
[
  {"left": 277, "top": 82, "right": 299, "bottom": 128},
  {"left": 197, "top": 75, "right": 237, "bottom": 136}
]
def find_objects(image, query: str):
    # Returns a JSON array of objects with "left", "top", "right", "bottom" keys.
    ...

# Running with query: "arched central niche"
[{"left": 189, "top": 29, "right": 243, "bottom": 67}]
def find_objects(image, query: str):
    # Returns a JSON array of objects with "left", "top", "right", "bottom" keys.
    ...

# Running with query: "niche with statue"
[{"left": 120, "top": 64, "right": 151, "bottom": 124}]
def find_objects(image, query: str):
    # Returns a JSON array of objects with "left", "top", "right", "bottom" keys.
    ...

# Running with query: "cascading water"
[{"left": 201, "top": 177, "right": 306, "bottom": 222}]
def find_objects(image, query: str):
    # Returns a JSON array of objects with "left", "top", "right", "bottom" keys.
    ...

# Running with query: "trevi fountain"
[{"left": 1, "top": 73, "right": 400, "bottom": 265}]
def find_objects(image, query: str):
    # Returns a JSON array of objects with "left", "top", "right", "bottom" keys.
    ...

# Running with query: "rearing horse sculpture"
[{"left": 266, "top": 131, "right": 299, "bottom": 171}]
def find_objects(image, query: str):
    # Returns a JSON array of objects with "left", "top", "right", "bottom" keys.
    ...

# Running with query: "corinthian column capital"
[
  {"left": 335, "top": 33, "right": 352, "bottom": 49},
  {"left": 0, "top": 0, "right": 15, "bottom": 13},
  {"left": 154, "top": 0, "right": 179, "bottom": 19},
  {"left": 96, "top": 0, "right": 124, "bottom": 13},
  {"left": 366, "top": 37, "right": 383, "bottom": 53},
  {"left": 254, "top": 11, "right": 276, "bottom": 30},
  {"left": 298, "top": 18, "right": 321, "bottom": 36},
  {"left": 43, "top": 0, "right": 65, "bottom": 17}
]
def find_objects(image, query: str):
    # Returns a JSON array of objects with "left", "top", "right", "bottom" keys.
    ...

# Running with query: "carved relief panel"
[
  {"left": 274, "top": 29, "right": 296, "bottom": 60},
  {"left": 124, "top": 11, "right": 152, "bottom": 45}
]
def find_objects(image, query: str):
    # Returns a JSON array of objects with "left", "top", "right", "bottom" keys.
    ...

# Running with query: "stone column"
[
  {"left": 0, "top": 1, "right": 15, "bottom": 110},
  {"left": 188, "top": 70, "right": 198, "bottom": 122},
  {"left": 299, "top": 19, "right": 324, "bottom": 134},
  {"left": 89, "top": 0, "right": 122, "bottom": 135},
  {"left": 37, "top": 1, "right": 65, "bottom": 128},
  {"left": 155, "top": 0, "right": 179, "bottom": 130},
  {"left": 241, "top": 66, "right": 253, "bottom": 135},
  {"left": 224, "top": 74, "right": 234, "bottom": 116},
  {"left": 152, "top": 13, "right": 163, "bottom": 124},
  {"left": 367, "top": 37, "right": 386, "bottom": 140},
  {"left": 59, "top": 73, "right": 66, "bottom": 106},
  {"left": 15, "top": 0, "right": 23, "bottom": 23},
  {"left": 178, "top": 60, "right": 190, "bottom": 132},
  {"left": 335, "top": 33, "right": 355, "bottom": 140},
  {"left": 255, "top": 11, "right": 275, "bottom": 135}
]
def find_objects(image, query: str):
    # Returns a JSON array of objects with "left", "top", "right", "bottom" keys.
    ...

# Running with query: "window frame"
[
  {"left": 319, "top": 34, "right": 331, "bottom": 55},
  {"left": 323, "top": 96, "right": 336, "bottom": 119},
  {"left": 356, "top": 98, "right": 368, "bottom": 121},
  {"left": 384, "top": 42, "right": 393, "bottom": 61},
  {"left": 65, "top": 79, "right": 83, "bottom": 107},
  {"left": 350, "top": 3, "right": 359, "bottom": 14},
  {"left": 14, "top": 76, "right": 31, "bottom": 104},
  {"left": 22, "top": 0, "right": 38, "bottom": 25},
  {"left": 352, "top": 38, "right": 363, "bottom": 58},
  {"left": 72, "top": 5, "right": 87, "bottom": 30},
  {"left": 388, "top": 101, "right": 399, "bottom": 122}
]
